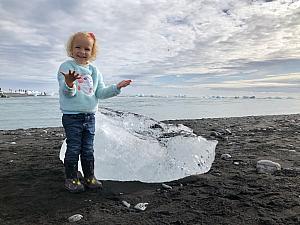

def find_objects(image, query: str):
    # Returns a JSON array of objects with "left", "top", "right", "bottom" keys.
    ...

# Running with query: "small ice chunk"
[
  {"left": 134, "top": 203, "right": 148, "bottom": 211},
  {"left": 10, "top": 142, "right": 16, "bottom": 145},
  {"left": 68, "top": 214, "right": 83, "bottom": 222},
  {"left": 256, "top": 160, "right": 281, "bottom": 174}
]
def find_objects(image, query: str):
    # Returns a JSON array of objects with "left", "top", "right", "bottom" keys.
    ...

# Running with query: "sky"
[{"left": 0, "top": 0, "right": 300, "bottom": 97}]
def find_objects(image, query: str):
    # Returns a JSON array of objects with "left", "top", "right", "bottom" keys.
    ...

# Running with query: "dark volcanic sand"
[{"left": 0, "top": 114, "right": 299, "bottom": 225}]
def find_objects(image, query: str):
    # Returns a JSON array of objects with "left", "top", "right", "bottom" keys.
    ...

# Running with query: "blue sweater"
[{"left": 57, "top": 60, "right": 120, "bottom": 114}]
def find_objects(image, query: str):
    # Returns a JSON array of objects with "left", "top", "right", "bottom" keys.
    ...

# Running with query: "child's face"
[{"left": 71, "top": 34, "right": 94, "bottom": 65}]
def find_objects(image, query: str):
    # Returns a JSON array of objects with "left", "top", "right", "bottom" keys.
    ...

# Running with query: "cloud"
[
  {"left": 0, "top": 0, "right": 299, "bottom": 96},
  {"left": 204, "top": 72, "right": 300, "bottom": 94}
]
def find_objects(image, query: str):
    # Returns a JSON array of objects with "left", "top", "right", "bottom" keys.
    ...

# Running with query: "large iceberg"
[{"left": 60, "top": 108, "right": 217, "bottom": 183}]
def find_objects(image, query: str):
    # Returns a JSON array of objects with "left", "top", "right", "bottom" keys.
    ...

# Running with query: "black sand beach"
[{"left": 0, "top": 114, "right": 299, "bottom": 225}]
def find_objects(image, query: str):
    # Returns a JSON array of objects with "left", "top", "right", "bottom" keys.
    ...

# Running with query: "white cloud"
[
  {"left": 0, "top": 0, "right": 299, "bottom": 96},
  {"left": 205, "top": 72, "right": 300, "bottom": 90}
]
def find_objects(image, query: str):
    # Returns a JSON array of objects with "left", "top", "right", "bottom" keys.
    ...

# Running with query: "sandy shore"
[{"left": 0, "top": 114, "right": 299, "bottom": 225}]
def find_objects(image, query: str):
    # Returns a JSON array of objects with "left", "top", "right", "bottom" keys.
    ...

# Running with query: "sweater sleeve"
[
  {"left": 57, "top": 62, "right": 77, "bottom": 97},
  {"left": 94, "top": 68, "right": 121, "bottom": 99}
]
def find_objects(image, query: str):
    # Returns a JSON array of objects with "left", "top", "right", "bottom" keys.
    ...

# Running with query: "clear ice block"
[{"left": 60, "top": 108, "right": 217, "bottom": 182}]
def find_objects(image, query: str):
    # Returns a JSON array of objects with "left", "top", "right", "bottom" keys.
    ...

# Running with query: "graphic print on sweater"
[{"left": 77, "top": 74, "right": 94, "bottom": 96}]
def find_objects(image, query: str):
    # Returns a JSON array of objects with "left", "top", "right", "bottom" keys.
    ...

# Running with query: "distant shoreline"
[{"left": 0, "top": 92, "right": 49, "bottom": 98}]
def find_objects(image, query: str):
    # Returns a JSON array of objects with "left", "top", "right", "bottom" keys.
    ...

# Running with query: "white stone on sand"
[{"left": 256, "top": 160, "right": 281, "bottom": 174}]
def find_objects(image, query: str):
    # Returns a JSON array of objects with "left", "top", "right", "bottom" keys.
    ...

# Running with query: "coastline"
[
  {"left": 0, "top": 92, "right": 49, "bottom": 98},
  {"left": 0, "top": 114, "right": 299, "bottom": 225}
]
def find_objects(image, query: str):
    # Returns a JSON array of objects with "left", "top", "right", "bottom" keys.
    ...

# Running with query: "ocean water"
[{"left": 0, "top": 95, "right": 299, "bottom": 130}]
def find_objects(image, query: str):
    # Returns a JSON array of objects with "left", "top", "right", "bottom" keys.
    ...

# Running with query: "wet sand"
[{"left": 0, "top": 114, "right": 299, "bottom": 225}]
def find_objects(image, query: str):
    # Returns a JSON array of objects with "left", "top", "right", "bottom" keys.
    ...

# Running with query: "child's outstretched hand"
[
  {"left": 117, "top": 80, "right": 132, "bottom": 89},
  {"left": 60, "top": 70, "right": 81, "bottom": 88}
]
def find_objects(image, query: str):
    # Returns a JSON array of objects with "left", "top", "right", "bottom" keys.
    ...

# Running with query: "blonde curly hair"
[{"left": 66, "top": 32, "right": 98, "bottom": 61}]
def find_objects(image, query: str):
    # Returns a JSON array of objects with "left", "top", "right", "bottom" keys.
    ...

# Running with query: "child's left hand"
[{"left": 117, "top": 80, "right": 132, "bottom": 89}]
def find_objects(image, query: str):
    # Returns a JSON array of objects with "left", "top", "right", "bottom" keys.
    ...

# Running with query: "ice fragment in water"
[{"left": 60, "top": 108, "right": 217, "bottom": 183}]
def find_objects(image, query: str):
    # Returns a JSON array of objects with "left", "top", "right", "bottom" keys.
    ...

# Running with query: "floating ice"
[{"left": 60, "top": 108, "right": 217, "bottom": 183}]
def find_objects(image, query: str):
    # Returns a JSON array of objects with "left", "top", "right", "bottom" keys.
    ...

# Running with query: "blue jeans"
[{"left": 62, "top": 113, "right": 96, "bottom": 165}]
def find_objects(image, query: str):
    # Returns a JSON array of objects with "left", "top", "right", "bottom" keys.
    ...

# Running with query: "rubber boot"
[
  {"left": 64, "top": 162, "right": 85, "bottom": 193},
  {"left": 81, "top": 160, "right": 103, "bottom": 190}
]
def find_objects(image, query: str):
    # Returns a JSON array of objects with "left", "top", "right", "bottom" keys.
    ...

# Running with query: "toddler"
[{"left": 57, "top": 32, "right": 131, "bottom": 193}]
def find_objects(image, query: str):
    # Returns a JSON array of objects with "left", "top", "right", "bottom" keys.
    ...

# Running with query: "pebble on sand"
[
  {"left": 162, "top": 183, "right": 172, "bottom": 190},
  {"left": 221, "top": 153, "right": 232, "bottom": 160},
  {"left": 122, "top": 200, "right": 131, "bottom": 208},
  {"left": 134, "top": 203, "right": 149, "bottom": 211},
  {"left": 224, "top": 128, "right": 232, "bottom": 135},
  {"left": 256, "top": 160, "right": 281, "bottom": 174},
  {"left": 68, "top": 214, "right": 83, "bottom": 222}
]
